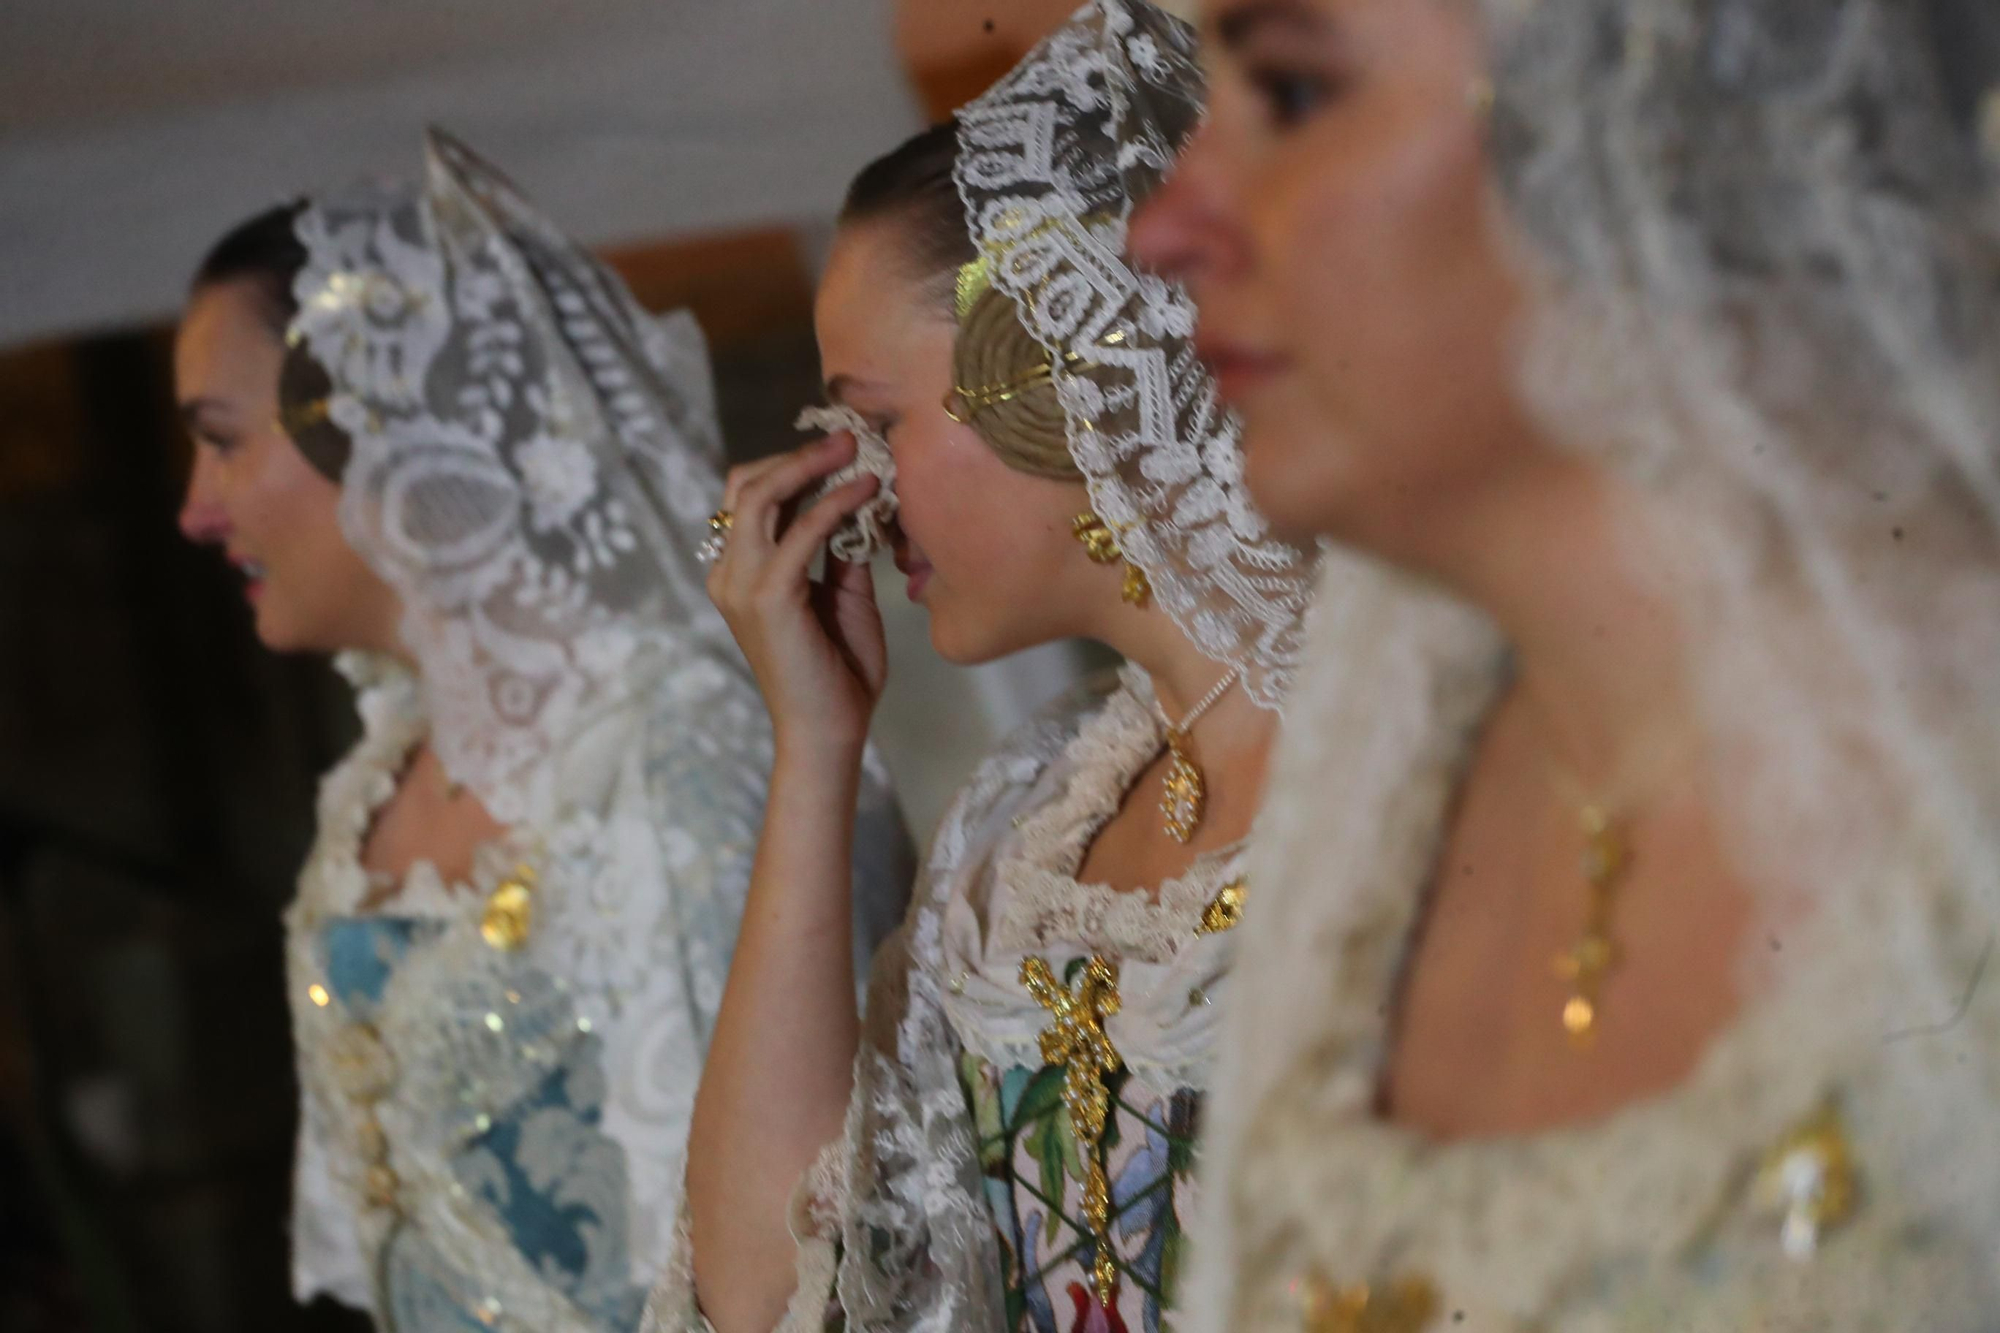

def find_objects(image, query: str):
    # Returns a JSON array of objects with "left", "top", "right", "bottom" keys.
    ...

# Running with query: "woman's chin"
[
  {"left": 1240, "top": 418, "right": 1363, "bottom": 545},
  {"left": 251, "top": 601, "right": 329, "bottom": 658},
  {"left": 926, "top": 606, "right": 1020, "bottom": 668}
]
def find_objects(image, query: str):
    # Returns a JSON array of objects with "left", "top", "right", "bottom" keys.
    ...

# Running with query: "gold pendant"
[{"left": 1160, "top": 731, "right": 1205, "bottom": 844}]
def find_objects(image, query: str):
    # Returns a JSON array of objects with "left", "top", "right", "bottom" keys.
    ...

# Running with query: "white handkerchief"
[{"left": 796, "top": 404, "right": 899, "bottom": 561}]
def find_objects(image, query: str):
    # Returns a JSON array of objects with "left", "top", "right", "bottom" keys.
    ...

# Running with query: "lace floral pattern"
[
  {"left": 952, "top": 0, "right": 1321, "bottom": 712},
  {"left": 291, "top": 131, "right": 732, "bottom": 823}
]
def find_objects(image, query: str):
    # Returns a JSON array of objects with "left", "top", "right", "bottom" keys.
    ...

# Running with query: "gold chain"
[{"left": 1550, "top": 804, "right": 1627, "bottom": 1046}]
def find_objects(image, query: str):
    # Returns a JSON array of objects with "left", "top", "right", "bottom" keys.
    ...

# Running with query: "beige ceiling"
[
  {"left": 0, "top": 0, "right": 921, "bottom": 349},
  {"left": 0, "top": 0, "right": 1208, "bottom": 351}
]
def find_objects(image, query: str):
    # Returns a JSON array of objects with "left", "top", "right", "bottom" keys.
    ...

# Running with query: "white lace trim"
[{"left": 990, "top": 668, "right": 1241, "bottom": 963}]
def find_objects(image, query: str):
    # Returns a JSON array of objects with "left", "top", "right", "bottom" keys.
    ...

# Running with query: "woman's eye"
[{"left": 1250, "top": 66, "right": 1335, "bottom": 127}]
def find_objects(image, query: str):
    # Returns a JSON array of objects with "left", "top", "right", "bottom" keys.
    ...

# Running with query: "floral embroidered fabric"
[
  {"left": 291, "top": 653, "right": 912, "bottom": 1332},
  {"left": 642, "top": 672, "right": 1245, "bottom": 1333}
]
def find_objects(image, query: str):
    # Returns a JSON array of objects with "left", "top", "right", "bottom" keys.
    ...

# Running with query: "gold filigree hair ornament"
[
  {"left": 943, "top": 254, "right": 1083, "bottom": 430},
  {"left": 276, "top": 339, "right": 353, "bottom": 481}
]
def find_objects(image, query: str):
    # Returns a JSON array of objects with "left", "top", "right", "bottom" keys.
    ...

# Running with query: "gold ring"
[{"left": 698, "top": 510, "right": 734, "bottom": 565}]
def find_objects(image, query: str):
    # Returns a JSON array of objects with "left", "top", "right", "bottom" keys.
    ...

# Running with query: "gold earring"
[{"left": 1072, "top": 512, "right": 1152, "bottom": 607}]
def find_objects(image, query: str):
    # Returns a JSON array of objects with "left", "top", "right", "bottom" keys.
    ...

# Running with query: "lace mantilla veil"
[
  {"left": 1190, "top": 0, "right": 2000, "bottom": 1325},
  {"left": 290, "top": 129, "right": 735, "bottom": 822},
  {"left": 955, "top": 0, "right": 1322, "bottom": 709}
]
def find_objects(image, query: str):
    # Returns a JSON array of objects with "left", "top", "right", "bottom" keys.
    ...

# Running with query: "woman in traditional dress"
[
  {"left": 649, "top": 5, "right": 1318, "bottom": 1330},
  {"left": 173, "top": 131, "right": 912, "bottom": 1332},
  {"left": 1129, "top": 0, "right": 2000, "bottom": 1326}
]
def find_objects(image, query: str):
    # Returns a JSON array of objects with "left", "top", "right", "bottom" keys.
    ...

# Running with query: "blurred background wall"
[{"left": 0, "top": 2, "right": 1133, "bottom": 1328}]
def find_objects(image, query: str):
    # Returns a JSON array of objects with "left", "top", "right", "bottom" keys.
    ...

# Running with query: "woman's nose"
[
  {"left": 178, "top": 450, "right": 229, "bottom": 545},
  {"left": 1129, "top": 121, "right": 1238, "bottom": 285}
]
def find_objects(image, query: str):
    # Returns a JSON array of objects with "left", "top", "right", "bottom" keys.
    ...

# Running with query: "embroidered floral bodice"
[
  {"left": 643, "top": 671, "right": 1247, "bottom": 1333},
  {"left": 289, "top": 652, "right": 911, "bottom": 1332}
]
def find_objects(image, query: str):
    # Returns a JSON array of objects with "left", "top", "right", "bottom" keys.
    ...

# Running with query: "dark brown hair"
[
  {"left": 840, "top": 123, "right": 1081, "bottom": 480},
  {"left": 839, "top": 121, "right": 978, "bottom": 313},
  {"left": 191, "top": 201, "right": 349, "bottom": 480},
  {"left": 191, "top": 201, "right": 310, "bottom": 336}
]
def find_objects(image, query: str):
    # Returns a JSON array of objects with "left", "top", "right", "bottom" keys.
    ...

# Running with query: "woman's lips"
[
  {"left": 232, "top": 556, "right": 267, "bottom": 601},
  {"left": 891, "top": 545, "right": 933, "bottom": 603},
  {"left": 1196, "top": 336, "right": 1289, "bottom": 403}
]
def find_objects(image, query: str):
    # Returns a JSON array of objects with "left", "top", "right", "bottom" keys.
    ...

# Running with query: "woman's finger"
[
  {"left": 720, "top": 450, "right": 794, "bottom": 514},
  {"left": 763, "top": 475, "right": 880, "bottom": 585},
  {"left": 739, "top": 435, "right": 856, "bottom": 516}
]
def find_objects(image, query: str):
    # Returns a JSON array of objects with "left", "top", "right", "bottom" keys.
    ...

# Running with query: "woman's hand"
[{"left": 707, "top": 433, "right": 886, "bottom": 759}]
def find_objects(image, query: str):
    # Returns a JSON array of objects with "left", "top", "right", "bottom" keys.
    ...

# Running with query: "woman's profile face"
[
  {"left": 814, "top": 216, "right": 1110, "bottom": 664},
  {"left": 175, "top": 279, "right": 401, "bottom": 656},
  {"left": 1130, "top": 0, "right": 1547, "bottom": 552}
]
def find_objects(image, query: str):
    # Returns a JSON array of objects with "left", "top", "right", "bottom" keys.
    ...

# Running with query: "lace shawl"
[
  {"left": 643, "top": 672, "right": 1242, "bottom": 1333},
  {"left": 289, "top": 651, "right": 912, "bottom": 1328}
]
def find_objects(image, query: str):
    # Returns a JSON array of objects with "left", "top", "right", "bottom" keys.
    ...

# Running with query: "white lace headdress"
[
  {"left": 289, "top": 130, "right": 732, "bottom": 822},
  {"left": 1475, "top": 0, "right": 2000, "bottom": 947},
  {"left": 953, "top": 0, "right": 1321, "bottom": 709}
]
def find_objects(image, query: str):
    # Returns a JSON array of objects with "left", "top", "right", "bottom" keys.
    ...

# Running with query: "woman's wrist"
[{"left": 771, "top": 723, "right": 869, "bottom": 780}]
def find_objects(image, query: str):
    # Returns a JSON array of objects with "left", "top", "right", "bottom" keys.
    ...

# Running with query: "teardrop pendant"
[{"left": 1161, "top": 731, "right": 1205, "bottom": 844}]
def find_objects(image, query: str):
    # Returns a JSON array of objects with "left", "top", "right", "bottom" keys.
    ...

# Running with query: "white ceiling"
[{"left": 0, "top": 0, "right": 921, "bottom": 349}]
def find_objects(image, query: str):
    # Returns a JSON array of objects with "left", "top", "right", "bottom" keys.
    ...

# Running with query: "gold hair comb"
[{"left": 955, "top": 255, "right": 993, "bottom": 323}]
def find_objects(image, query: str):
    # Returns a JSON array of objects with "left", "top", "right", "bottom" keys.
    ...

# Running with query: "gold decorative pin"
[
  {"left": 480, "top": 863, "right": 536, "bottom": 951},
  {"left": 1021, "top": 955, "right": 1125, "bottom": 1306}
]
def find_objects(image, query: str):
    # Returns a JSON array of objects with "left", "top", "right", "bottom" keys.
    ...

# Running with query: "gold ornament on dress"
[
  {"left": 480, "top": 862, "right": 537, "bottom": 951},
  {"left": 1755, "top": 1101, "right": 1859, "bottom": 1261},
  {"left": 1020, "top": 954, "right": 1125, "bottom": 1307},
  {"left": 1300, "top": 1272, "right": 1440, "bottom": 1333},
  {"left": 1550, "top": 804, "right": 1628, "bottom": 1047},
  {"left": 1196, "top": 878, "right": 1247, "bottom": 935}
]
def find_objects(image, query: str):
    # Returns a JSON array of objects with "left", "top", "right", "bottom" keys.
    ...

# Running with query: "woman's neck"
[
  {"left": 1422, "top": 458, "right": 1693, "bottom": 786},
  {"left": 1086, "top": 594, "right": 1276, "bottom": 772}
]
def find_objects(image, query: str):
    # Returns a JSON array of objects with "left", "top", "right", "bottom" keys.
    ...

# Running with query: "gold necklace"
[
  {"left": 1551, "top": 803, "right": 1628, "bottom": 1047},
  {"left": 1153, "top": 667, "right": 1240, "bottom": 844},
  {"left": 1543, "top": 725, "right": 1694, "bottom": 1048}
]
